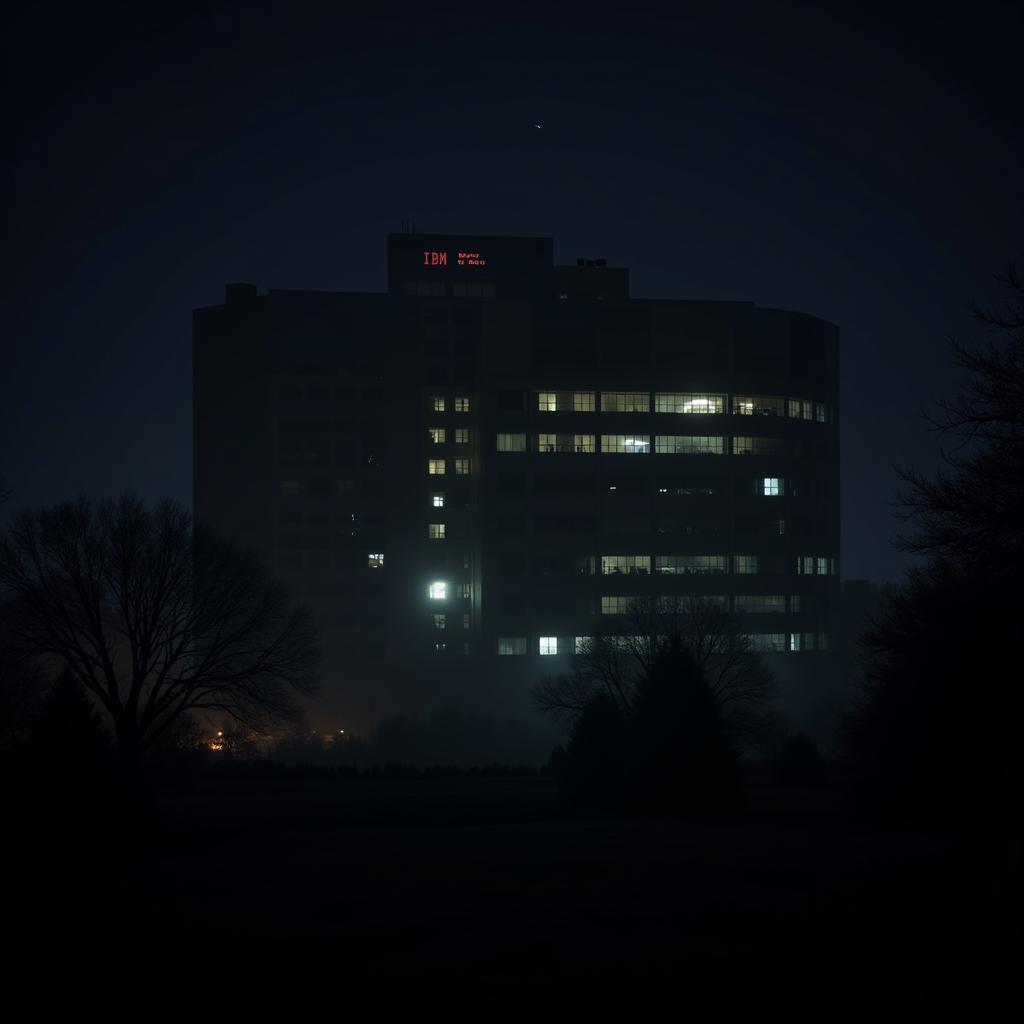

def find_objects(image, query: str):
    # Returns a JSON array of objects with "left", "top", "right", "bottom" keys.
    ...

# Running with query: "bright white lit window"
[
  {"left": 601, "top": 555, "right": 651, "bottom": 575},
  {"left": 790, "top": 633, "right": 802, "bottom": 652},
  {"left": 654, "top": 393, "right": 725, "bottom": 415},
  {"left": 600, "top": 434, "right": 650, "bottom": 454},
  {"left": 539, "top": 636, "right": 558, "bottom": 655},
  {"left": 455, "top": 397, "right": 470, "bottom": 412},
  {"left": 428, "top": 428, "right": 446, "bottom": 444},
  {"left": 431, "top": 396, "right": 446, "bottom": 412},
  {"left": 428, "top": 459, "right": 446, "bottom": 475},
  {"left": 368, "top": 552, "right": 384, "bottom": 569},
  {"left": 428, "top": 523, "right": 446, "bottom": 540},
  {"left": 498, "top": 637, "right": 527, "bottom": 656},
  {"left": 428, "top": 581, "right": 447, "bottom": 600},
  {"left": 434, "top": 642, "right": 446, "bottom": 653},
  {"left": 431, "top": 493, "right": 445, "bottom": 508},
  {"left": 763, "top": 477, "right": 781, "bottom": 496}
]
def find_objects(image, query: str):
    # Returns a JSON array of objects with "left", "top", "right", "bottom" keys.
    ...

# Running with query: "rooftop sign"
[{"left": 421, "top": 250, "right": 488, "bottom": 268}]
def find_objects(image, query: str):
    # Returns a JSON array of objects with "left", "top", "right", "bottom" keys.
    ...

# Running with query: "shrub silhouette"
[
  {"left": 560, "top": 691, "right": 628, "bottom": 810},
  {"left": 774, "top": 734, "right": 826, "bottom": 787}
]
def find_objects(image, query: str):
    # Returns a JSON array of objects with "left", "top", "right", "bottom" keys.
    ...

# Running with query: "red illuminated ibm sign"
[{"left": 422, "top": 250, "right": 487, "bottom": 268}]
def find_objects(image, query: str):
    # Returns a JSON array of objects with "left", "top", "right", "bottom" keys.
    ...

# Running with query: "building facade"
[{"left": 194, "top": 232, "right": 840, "bottom": 735}]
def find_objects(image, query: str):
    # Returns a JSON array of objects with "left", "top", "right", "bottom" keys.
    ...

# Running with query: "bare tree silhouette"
[
  {"left": 0, "top": 495, "right": 321, "bottom": 768},
  {"left": 533, "top": 596, "right": 774, "bottom": 747}
]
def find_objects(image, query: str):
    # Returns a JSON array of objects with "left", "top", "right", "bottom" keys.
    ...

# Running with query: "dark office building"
[{"left": 194, "top": 232, "right": 840, "bottom": 739}]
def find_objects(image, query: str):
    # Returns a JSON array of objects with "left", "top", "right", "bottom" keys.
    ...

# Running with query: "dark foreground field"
[{"left": 6, "top": 775, "right": 1012, "bottom": 1016}]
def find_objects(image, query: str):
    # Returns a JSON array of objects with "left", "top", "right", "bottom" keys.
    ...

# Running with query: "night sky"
[{"left": 4, "top": 1, "right": 1022, "bottom": 583}]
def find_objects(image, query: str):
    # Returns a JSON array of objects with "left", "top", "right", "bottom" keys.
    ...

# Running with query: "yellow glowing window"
[
  {"left": 455, "top": 428, "right": 470, "bottom": 444},
  {"left": 428, "top": 523, "right": 446, "bottom": 540},
  {"left": 428, "top": 428, "right": 446, "bottom": 444},
  {"left": 431, "top": 396, "right": 446, "bottom": 412},
  {"left": 428, "top": 459, "right": 446, "bottom": 475},
  {"left": 367, "top": 552, "right": 384, "bottom": 569},
  {"left": 455, "top": 397, "right": 470, "bottom": 412}
]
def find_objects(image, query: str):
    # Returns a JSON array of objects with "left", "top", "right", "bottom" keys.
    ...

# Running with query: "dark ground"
[{"left": 5, "top": 775, "right": 1013, "bottom": 1016}]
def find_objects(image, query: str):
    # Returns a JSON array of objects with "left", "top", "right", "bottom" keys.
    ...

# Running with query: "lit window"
[
  {"left": 763, "top": 477, "right": 781, "bottom": 496},
  {"left": 790, "top": 633, "right": 802, "bottom": 652},
  {"left": 536, "top": 391, "right": 595, "bottom": 412},
  {"left": 815, "top": 402, "right": 828, "bottom": 423},
  {"left": 600, "top": 434, "right": 651, "bottom": 454},
  {"left": 428, "top": 581, "right": 447, "bottom": 600},
  {"left": 787, "top": 398, "right": 813, "bottom": 420},
  {"left": 455, "top": 428, "right": 470, "bottom": 444},
  {"left": 498, "top": 637, "right": 527, "bottom": 656},
  {"left": 601, "top": 555, "right": 651, "bottom": 575},
  {"left": 434, "top": 642, "right": 447, "bottom": 653},
  {"left": 539, "top": 636, "right": 558, "bottom": 655},
  {"left": 654, "top": 436, "right": 724, "bottom": 455},
  {"left": 733, "top": 396, "right": 785, "bottom": 417},
  {"left": 733, "top": 555, "right": 758, "bottom": 574},
  {"left": 433, "top": 614, "right": 446, "bottom": 630},
  {"left": 573, "top": 434, "right": 595, "bottom": 453},
  {"left": 537, "top": 392, "right": 558, "bottom": 412},
  {"left": 573, "top": 392, "right": 596, "bottom": 412},
  {"left": 654, "top": 393, "right": 725, "bottom": 414},
  {"left": 574, "top": 636, "right": 593, "bottom": 654},
  {"left": 600, "top": 391, "right": 649, "bottom": 413},
  {"left": 601, "top": 596, "right": 636, "bottom": 614},
  {"left": 428, "top": 523, "right": 446, "bottom": 540},
  {"left": 457, "top": 583, "right": 471, "bottom": 598},
  {"left": 816, "top": 557, "right": 828, "bottom": 576},
  {"left": 454, "top": 458, "right": 470, "bottom": 475},
  {"left": 744, "top": 633, "right": 787, "bottom": 652},
  {"left": 455, "top": 397, "right": 471, "bottom": 413},
  {"left": 428, "top": 427, "right": 446, "bottom": 444},
  {"left": 496, "top": 433, "right": 527, "bottom": 452},
  {"left": 535, "top": 433, "right": 594, "bottom": 453},
  {"left": 655, "top": 555, "right": 727, "bottom": 575},
  {"left": 428, "top": 459, "right": 446, "bottom": 475},
  {"left": 431, "top": 396, "right": 446, "bottom": 413},
  {"left": 431, "top": 493, "right": 445, "bottom": 508},
  {"left": 368, "top": 552, "right": 384, "bottom": 569}
]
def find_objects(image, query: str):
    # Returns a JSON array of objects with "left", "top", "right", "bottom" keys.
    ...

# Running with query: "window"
[
  {"left": 574, "top": 636, "right": 593, "bottom": 654},
  {"left": 601, "top": 555, "right": 651, "bottom": 575},
  {"left": 428, "top": 459, "right": 445, "bottom": 475},
  {"left": 539, "top": 636, "right": 558, "bottom": 655},
  {"left": 654, "top": 393, "right": 725, "bottom": 414},
  {"left": 788, "top": 398, "right": 813, "bottom": 420},
  {"left": 789, "top": 595, "right": 801, "bottom": 613},
  {"left": 457, "top": 583, "right": 471, "bottom": 598},
  {"left": 433, "top": 614, "right": 446, "bottom": 630},
  {"left": 496, "top": 433, "right": 527, "bottom": 452},
  {"left": 601, "top": 391, "right": 649, "bottom": 413},
  {"left": 431, "top": 493, "right": 445, "bottom": 508},
  {"left": 428, "top": 523, "right": 445, "bottom": 540},
  {"left": 431, "top": 396, "right": 446, "bottom": 412},
  {"left": 654, "top": 555, "right": 727, "bottom": 575},
  {"left": 790, "top": 633, "right": 802, "bottom": 652},
  {"left": 429, "top": 428, "right": 447, "bottom": 444},
  {"left": 428, "top": 581, "right": 447, "bottom": 600},
  {"left": 601, "top": 596, "right": 637, "bottom": 614},
  {"left": 816, "top": 557, "right": 828, "bottom": 576},
  {"left": 462, "top": 613, "right": 470, "bottom": 629},
  {"left": 815, "top": 402, "right": 828, "bottom": 423},
  {"left": 434, "top": 642, "right": 447, "bottom": 653},
  {"left": 367, "top": 552, "right": 384, "bottom": 569},
  {"left": 498, "top": 637, "right": 527, "bottom": 656},
  {"left": 734, "top": 595, "right": 786, "bottom": 614},
  {"left": 455, "top": 428, "right": 470, "bottom": 444},
  {"left": 454, "top": 458, "right": 470, "bottom": 475},
  {"left": 455, "top": 397, "right": 471, "bottom": 413},
  {"left": 406, "top": 280, "right": 446, "bottom": 297},
  {"left": 733, "top": 555, "right": 758, "bottom": 574},
  {"left": 453, "top": 281, "right": 495, "bottom": 298},
  {"left": 763, "top": 477, "right": 782, "bottom": 496},
  {"left": 535, "top": 433, "right": 594, "bottom": 453},
  {"left": 601, "top": 434, "right": 651, "bottom": 454},
  {"left": 733, "top": 436, "right": 784, "bottom": 456},
  {"left": 655, "top": 436, "right": 725, "bottom": 455},
  {"left": 537, "top": 391, "right": 596, "bottom": 412},
  {"left": 733, "top": 395, "right": 785, "bottom": 417}
]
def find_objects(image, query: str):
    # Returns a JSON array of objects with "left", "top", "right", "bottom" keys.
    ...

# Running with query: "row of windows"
[
  {"left": 431, "top": 613, "right": 472, "bottom": 630},
  {"left": 495, "top": 433, "right": 788, "bottom": 456},
  {"left": 598, "top": 595, "right": 802, "bottom": 614},
  {"left": 533, "top": 392, "right": 831, "bottom": 421},
  {"left": 427, "top": 581, "right": 473, "bottom": 600},
  {"left": 498, "top": 633, "right": 832, "bottom": 656}
]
